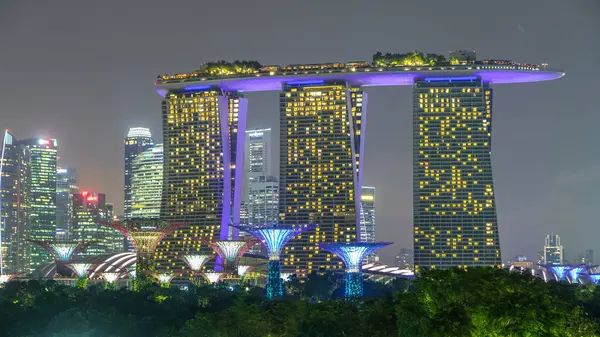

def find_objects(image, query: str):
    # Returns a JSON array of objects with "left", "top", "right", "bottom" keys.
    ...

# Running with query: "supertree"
[
  {"left": 101, "top": 219, "right": 188, "bottom": 290},
  {"left": 27, "top": 240, "right": 97, "bottom": 263},
  {"left": 585, "top": 274, "right": 600, "bottom": 285},
  {"left": 101, "top": 272, "right": 122, "bottom": 290},
  {"left": 66, "top": 263, "right": 92, "bottom": 288},
  {"left": 152, "top": 272, "right": 175, "bottom": 288},
  {"left": 567, "top": 265, "right": 592, "bottom": 284},
  {"left": 237, "top": 263, "right": 264, "bottom": 280},
  {"left": 204, "top": 239, "right": 258, "bottom": 276},
  {"left": 0, "top": 273, "right": 23, "bottom": 287},
  {"left": 202, "top": 272, "right": 224, "bottom": 284},
  {"left": 181, "top": 254, "right": 213, "bottom": 285},
  {"left": 540, "top": 265, "right": 575, "bottom": 282},
  {"left": 320, "top": 242, "right": 392, "bottom": 300},
  {"left": 236, "top": 224, "right": 313, "bottom": 299}
]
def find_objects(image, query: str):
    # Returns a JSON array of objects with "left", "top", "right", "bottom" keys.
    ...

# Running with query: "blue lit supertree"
[
  {"left": 320, "top": 242, "right": 392, "bottom": 300},
  {"left": 236, "top": 224, "right": 313, "bottom": 299},
  {"left": 541, "top": 265, "right": 571, "bottom": 282},
  {"left": 567, "top": 265, "right": 592, "bottom": 284},
  {"left": 586, "top": 274, "right": 600, "bottom": 285}
]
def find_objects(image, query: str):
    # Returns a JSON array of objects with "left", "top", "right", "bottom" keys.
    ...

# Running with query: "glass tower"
[
  {"left": 73, "top": 191, "right": 122, "bottom": 257},
  {"left": 543, "top": 233, "right": 563, "bottom": 265},
  {"left": 124, "top": 127, "right": 154, "bottom": 219},
  {"left": 158, "top": 88, "right": 248, "bottom": 272},
  {"left": 0, "top": 130, "right": 30, "bottom": 274},
  {"left": 56, "top": 167, "right": 78, "bottom": 240},
  {"left": 18, "top": 138, "right": 58, "bottom": 272},
  {"left": 131, "top": 144, "right": 163, "bottom": 219},
  {"left": 360, "top": 186, "right": 376, "bottom": 263},
  {"left": 279, "top": 81, "right": 366, "bottom": 276},
  {"left": 412, "top": 76, "right": 501, "bottom": 272}
]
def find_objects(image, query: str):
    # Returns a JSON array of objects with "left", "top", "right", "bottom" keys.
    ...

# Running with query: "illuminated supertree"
[
  {"left": 0, "top": 273, "right": 23, "bottom": 287},
  {"left": 152, "top": 272, "right": 175, "bottom": 288},
  {"left": 181, "top": 254, "right": 213, "bottom": 285},
  {"left": 66, "top": 263, "right": 92, "bottom": 288},
  {"left": 237, "top": 263, "right": 264, "bottom": 279},
  {"left": 586, "top": 274, "right": 600, "bottom": 285},
  {"left": 27, "top": 240, "right": 97, "bottom": 263},
  {"left": 567, "top": 265, "right": 591, "bottom": 284},
  {"left": 101, "top": 219, "right": 188, "bottom": 290},
  {"left": 320, "top": 242, "right": 392, "bottom": 300},
  {"left": 101, "top": 272, "right": 122, "bottom": 290},
  {"left": 236, "top": 224, "right": 313, "bottom": 299},
  {"left": 541, "top": 265, "right": 575, "bottom": 282},
  {"left": 203, "top": 272, "right": 224, "bottom": 284},
  {"left": 204, "top": 239, "right": 258, "bottom": 275}
]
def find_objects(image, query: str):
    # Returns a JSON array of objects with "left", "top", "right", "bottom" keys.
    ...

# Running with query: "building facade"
[
  {"left": 73, "top": 191, "right": 122, "bottom": 257},
  {"left": 279, "top": 81, "right": 366, "bottom": 275},
  {"left": 543, "top": 233, "right": 563, "bottom": 265},
  {"left": 157, "top": 88, "right": 248, "bottom": 272},
  {"left": 131, "top": 144, "right": 163, "bottom": 219},
  {"left": 413, "top": 76, "right": 501, "bottom": 272},
  {"left": 124, "top": 127, "right": 154, "bottom": 219},
  {"left": 360, "top": 186, "right": 377, "bottom": 263},
  {"left": 0, "top": 130, "right": 30, "bottom": 274},
  {"left": 56, "top": 167, "right": 78, "bottom": 240}
]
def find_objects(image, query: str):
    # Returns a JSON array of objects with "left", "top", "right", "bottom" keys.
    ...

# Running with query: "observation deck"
[{"left": 155, "top": 63, "right": 564, "bottom": 96}]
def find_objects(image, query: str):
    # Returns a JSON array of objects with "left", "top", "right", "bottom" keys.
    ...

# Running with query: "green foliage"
[
  {"left": 373, "top": 51, "right": 448, "bottom": 67},
  {"left": 1, "top": 269, "right": 599, "bottom": 336},
  {"left": 202, "top": 60, "right": 263, "bottom": 76}
]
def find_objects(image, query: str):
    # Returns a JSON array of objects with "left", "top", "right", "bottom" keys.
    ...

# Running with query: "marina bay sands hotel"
[{"left": 153, "top": 51, "right": 564, "bottom": 275}]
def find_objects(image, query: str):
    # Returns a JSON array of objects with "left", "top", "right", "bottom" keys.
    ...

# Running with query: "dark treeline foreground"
[{"left": 1, "top": 268, "right": 600, "bottom": 336}]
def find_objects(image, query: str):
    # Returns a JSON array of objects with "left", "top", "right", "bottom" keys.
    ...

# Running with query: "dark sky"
[{"left": 0, "top": 0, "right": 598, "bottom": 264}]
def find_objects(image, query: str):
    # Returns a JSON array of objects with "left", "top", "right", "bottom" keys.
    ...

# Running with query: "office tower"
[
  {"left": 279, "top": 81, "right": 366, "bottom": 275},
  {"left": 73, "top": 191, "right": 122, "bottom": 257},
  {"left": 157, "top": 88, "right": 248, "bottom": 272},
  {"left": 124, "top": 127, "right": 154, "bottom": 219},
  {"left": 0, "top": 130, "right": 30, "bottom": 274},
  {"left": 56, "top": 167, "right": 78, "bottom": 239},
  {"left": 413, "top": 76, "right": 501, "bottom": 272},
  {"left": 577, "top": 250, "right": 594, "bottom": 266},
  {"left": 360, "top": 186, "right": 377, "bottom": 263},
  {"left": 18, "top": 138, "right": 58, "bottom": 272},
  {"left": 245, "top": 128, "right": 272, "bottom": 187},
  {"left": 396, "top": 248, "right": 414, "bottom": 270},
  {"left": 543, "top": 234, "right": 563, "bottom": 265},
  {"left": 247, "top": 176, "right": 279, "bottom": 226},
  {"left": 131, "top": 144, "right": 163, "bottom": 219}
]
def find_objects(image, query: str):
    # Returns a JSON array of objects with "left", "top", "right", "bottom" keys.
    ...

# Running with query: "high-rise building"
[
  {"left": 543, "top": 233, "right": 563, "bottom": 265},
  {"left": 18, "top": 138, "right": 58, "bottom": 272},
  {"left": 131, "top": 144, "right": 163, "bottom": 219},
  {"left": 396, "top": 248, "right": 414, "bottom": 270},
  {"left": 245, "top": 129, "right": 271, "bottom": 185},
  {"left": 56, "top": 167, "right": 78, "bottom": 240},
  {"left": 577, "top": 250, "right": 594, "bottom": 266},
  {"left": 73, "top": 191, "right": 122, "bottom": 257},
  {"left": 413, "top": 76, "right": 501, "bottom": 272},
  {"left": 247, "top": 176, "right": 279, "bottom": 226},
  {"left": 279, "top": 81, "right": 366, "bottom": 275},
  {"left": 360, "top": 186, "right": 377, "bottom": 263},
  {"left": 0, "top": 130, "right": 30, "bottom": 274},
  {"left": 157, "top": 88, "right": 248, "bottom": 271},
  {"left": 124, "top": 127, "right": 154, "bottom": 219}
]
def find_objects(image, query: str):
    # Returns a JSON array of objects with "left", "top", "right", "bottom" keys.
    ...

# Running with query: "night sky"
[{"left": 0, "top": 0, "right": 598, "bottom": 264}]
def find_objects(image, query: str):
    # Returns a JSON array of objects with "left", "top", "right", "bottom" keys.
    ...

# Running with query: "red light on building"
[
  {"left": 81, "top": 190, "right": 89, "bottom": 197},
  {"left": 87, "top": 196, "right": 98, "bottom": 202}
]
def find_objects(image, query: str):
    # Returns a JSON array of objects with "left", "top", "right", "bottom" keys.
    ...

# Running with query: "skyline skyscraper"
[
  {"left": 157, "top": 88, "right": 248, "bottom": 272},
  {"left": 279, "top": 81, "right": 366, "bottom": 276},
  {"left": 544, "top": 233, "right": 563, "bottom": 265},
  {"left": 56, "top": 167, "right": 78, "bottom": 240},
  {"left": 360, "top": 186, "right": 376, "bottom": 263},
  {"left": 73, "top": 191, "right": 122, "bottom": 257},
  {"left": 19, "top": 138, "right": 58, "bottom": 272},
  {"left": 412, "top": 76, "right": 501, "bottom": 272},
  {"left": 0, "top": 130, "right": 30, "bottom": 274},
  {"left": 131, "top": 144, "right": 163, "bottom": 219},
  {"left": 124, "top": 127, "right": 154, "bottom": 219}
]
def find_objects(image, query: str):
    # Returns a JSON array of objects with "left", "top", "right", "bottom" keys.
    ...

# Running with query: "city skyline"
[{"left": 0, "top": 0, "right": 597, "bottom": 264}]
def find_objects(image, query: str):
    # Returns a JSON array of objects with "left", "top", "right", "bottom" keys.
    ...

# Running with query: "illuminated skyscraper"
[
  {"left": 244, "top": 129, "right": 278, "bottom": 226},
  {"left": 131, "top": 144, "right": 163, "bottom": 219},
  {"left": 279, "top": 81, "right": 366, "bottom": 275},
  {"left": 18, "top": 138, "right": 58, "bottom": 272},
  {"left": 124, "top": 127, "right": 154, "bottom": 219},
  {"left": 413, "top": 76, "right": 501, "bottom": 272},
  {"left": 360, "top": 186, "right": 376, "bottom": 263},
  {"left": 0, "top": 130, "right": 30, "bottom": 274},
  {"left": 56, "top": 167, "right": 78, "bottom": 239},
  {"left": 157, "top": 88, "right": 248, "bottom": 272},
  {"left": 73, "top": 191, "right": 122, "bottom": 257},
  {"left": 543, "top": 233, "right": 563, "bottom": 265}
]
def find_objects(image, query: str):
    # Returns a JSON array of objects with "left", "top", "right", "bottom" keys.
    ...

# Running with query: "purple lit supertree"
[
  {"left": 320, "top": 242, "right": 392, "bottom": 300},
  {"left": 203, "top": 238, "right": 259, "bottom": 276},
  {"left": 101, "top": 219, "right": 188, "bottom": 290},
  {"left": 235, "top": 224, "right": 313, "bottom": 299},
  {"left": 27, "top": 240, "right": 97, "bottom": 263}
]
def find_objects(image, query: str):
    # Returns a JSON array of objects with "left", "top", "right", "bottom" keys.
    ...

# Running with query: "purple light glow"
[
  {"left": 218, "top": 95, "right": 232, "bottom": 241},
  {"left": 231, "top": 99, "right": 248, "bottom": 238},
  {"left": 156, "top": 69, "right": 564, "bottom": 96}
]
